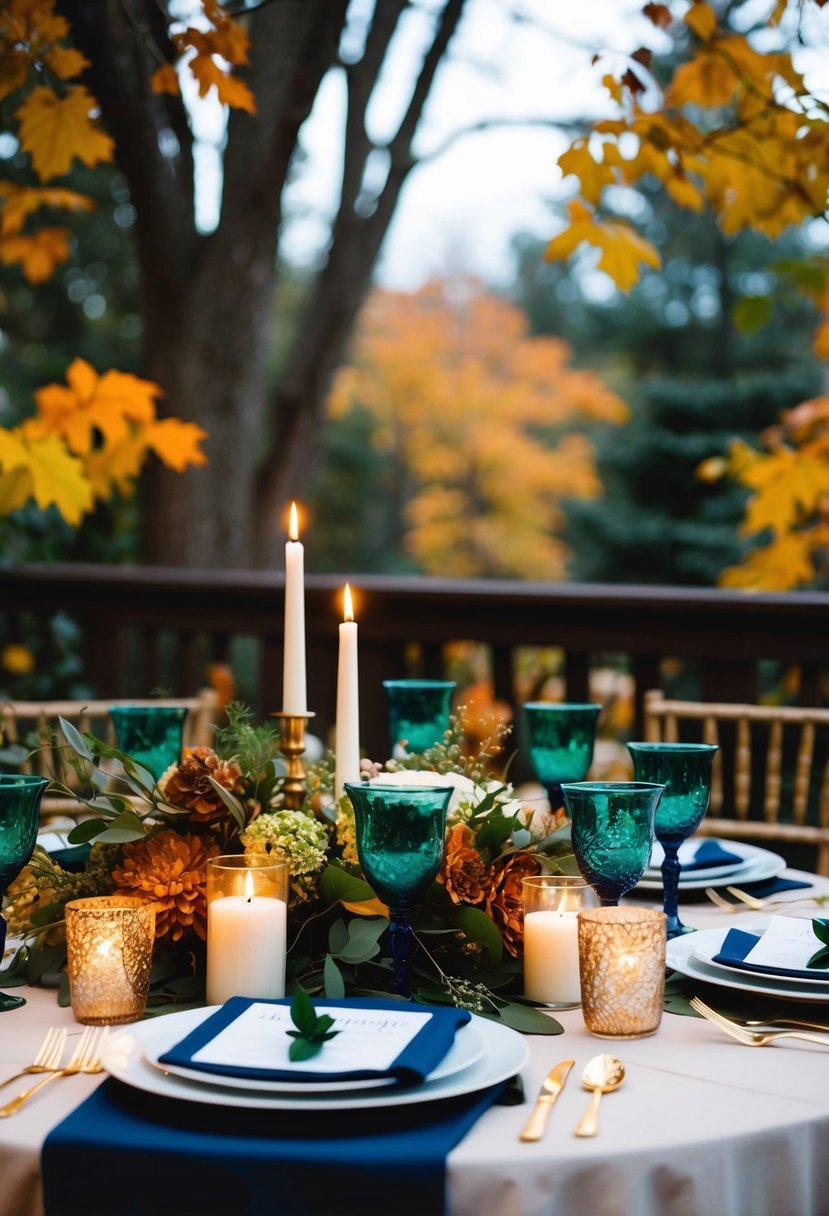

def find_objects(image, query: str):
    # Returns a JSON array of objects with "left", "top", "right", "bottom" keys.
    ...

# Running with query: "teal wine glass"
[
  {"left": 345, "top": 782, "right": 452, "bottom": 995},
  {"left": 383, "top": 680, "right": 456, "bottom": 755},
  {"left": 523, "top": 702, "right": 602, "bottom": 810},
  {"left": 561, "top": 781, "right": 664, "bottom": 907},
  {"left": 109, "top": 705, "right": 188, "bottom": 779},
  {"left": 627, "top": 742, "right": 718, "bottom": 938},
  {"left": 0, "top": 774, "right": 48, "bottom": 1012}
]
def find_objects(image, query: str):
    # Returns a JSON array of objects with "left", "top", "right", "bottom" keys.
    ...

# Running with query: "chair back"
[
  {"left": 0, "top": 689, "right": 221, "bottom": 820},
  {"left": 642, "top": 690, "right": 829, "bottom": 875}
]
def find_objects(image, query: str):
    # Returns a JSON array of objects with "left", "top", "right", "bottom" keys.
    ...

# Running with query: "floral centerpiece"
[{"left": 2, "top": 704, "right": 574, "bottom": 1030}]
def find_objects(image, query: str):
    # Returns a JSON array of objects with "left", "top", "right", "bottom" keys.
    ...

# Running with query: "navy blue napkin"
[
  {"left": 42, "top": 1074, "right": 504, "bottom": 1216},
  {"left": 159, "top": 997, "right": 471, "bottom": 1086},
  {"left": 736, "top": 875, "right": 813, "bottom": 898},
  {"left": 713, "top": 921, "right": 829, "bottom": 982},
  {"left": 681, "top": 840, "right": 743, "bottom": 871}
]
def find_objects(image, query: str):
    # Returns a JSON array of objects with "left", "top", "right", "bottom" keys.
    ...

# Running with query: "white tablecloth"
[{"left": 1, "top": 873, "right": 827, "bottom": 1216}]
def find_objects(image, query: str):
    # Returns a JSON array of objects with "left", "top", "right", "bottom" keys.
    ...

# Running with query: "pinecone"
[{"left": 161, "top": 746, "right": 245, "bottom": 825}]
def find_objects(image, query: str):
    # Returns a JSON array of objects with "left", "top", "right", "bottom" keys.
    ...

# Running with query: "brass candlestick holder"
[{"left": 274, "top": 711, "right": 315, "bottom": 810}]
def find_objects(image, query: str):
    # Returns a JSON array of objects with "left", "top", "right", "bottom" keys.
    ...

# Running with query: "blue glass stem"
[
  {"left": 544, "top": 782, "right": 564, "bottom": 812},
  {"left": 389, "top": 909, "right": 414, "bottom": 996},
  {"left": 660, "top": 842, "right": 688, "bottom": 938},
  {"left": 0, "top": 913, "right": 25, "bottom": 1012}
]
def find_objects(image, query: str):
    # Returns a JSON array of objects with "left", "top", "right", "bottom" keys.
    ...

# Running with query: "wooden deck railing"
[{"left": 3, "top": 563, "right": 829, "bottom": 762}]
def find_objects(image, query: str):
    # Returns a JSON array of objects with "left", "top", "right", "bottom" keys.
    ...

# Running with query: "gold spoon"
[{"left": 573, "top": 1054, "right": 625, "bottom": 1137}]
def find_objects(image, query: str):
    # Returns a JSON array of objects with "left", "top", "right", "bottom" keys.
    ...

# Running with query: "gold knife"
[{"left": 519, "top": 1059, "right": 575, "bottom": 1142}]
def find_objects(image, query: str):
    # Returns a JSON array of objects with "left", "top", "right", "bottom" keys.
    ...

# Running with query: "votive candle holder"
[
  {"left": 577, "top": 906, "right": 667, "bottom": 1039},
  {"left": 522, "top": 874, "right": 598, "bottom": 1008},
  {"left": 206, "top": 856, "right": 289, "bottom": 1006},
  {"left": 65, "top": 896, "right": 156, "bottom": 1025}
]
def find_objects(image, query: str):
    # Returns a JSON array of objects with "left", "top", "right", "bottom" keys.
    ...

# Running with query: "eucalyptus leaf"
[
  {"left": 324, "top": 954, "right": 346, "bottom": 998},
  {"left": 67, "top": 818, "right": 108, "bottom": 843},
  {"left": 58, "top": 972, "right": 71, "bottom": 1007},
  {"left": 207, "top": 777, "right": 246, "bottom": 832},
  {"left": 319, "top": 864, "right": 376, "bottom": 906},
  {"left": 493, "top": 1001, "right": 563, "bottom": 1034},
  {"left": 328, "top": 919, "right": 350, "bottom": 955},
  {"left": 448, "top": 905, "right": 503, "bottom": 963},
  {"left": 58, "top": 716, "right": 94, "bottom": 760}
]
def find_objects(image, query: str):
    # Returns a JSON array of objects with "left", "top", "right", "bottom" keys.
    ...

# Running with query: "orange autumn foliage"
[{"left": 329, "top": 279, "right": 629, "bottom": 580}]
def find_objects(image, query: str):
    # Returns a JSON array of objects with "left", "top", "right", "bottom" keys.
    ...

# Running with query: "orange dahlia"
[
  {"left": 161, "top": 747, "right": 245, "bottom": 826},
  {"left": 439, "top": 823, "right": 492, "bottom": 906},
  {"left": 113, "top": 830, "right": 220, "bottom": 945},
  {"left": 486, "top": 851, "right": 542, "bottom": 958}
]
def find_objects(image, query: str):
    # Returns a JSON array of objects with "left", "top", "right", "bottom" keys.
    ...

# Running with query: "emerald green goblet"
[
  {"left": 345, "top": 782, "right": 452, "bottom": 995},
  {"left": 627, "top": 742, "right": 718, "bottom": 938},
  {"left": 0, "top": 774, "right": 48, "bottom": 1012},
  {"left": 383, "top": 680, "right": 456, "bottom": 755},
  {"left": 109, "top": 705, "right": 188, "bottom": 779},
  {"left": 523, "top": 702, "right": 602, "bottom": 810},
  {"left": 561, "top": 781, "right": 664, "bottom": 906}
]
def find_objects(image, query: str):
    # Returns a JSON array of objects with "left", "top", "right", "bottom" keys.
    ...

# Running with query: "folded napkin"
[
  {"left": 679, "top": 839, "right": 743, "bottom": 872},
  {"left": 42, "top": 1074, "right": 504, "bottom": 1216},
  {"left": 159, "top": 996, "right": 471, "bottom": 1086},
  {"left": 735, "top": 875, "right": 813, "bottom": 898},
  {"left": 713, "top": 919, "right": 829, "bottom": 982}
]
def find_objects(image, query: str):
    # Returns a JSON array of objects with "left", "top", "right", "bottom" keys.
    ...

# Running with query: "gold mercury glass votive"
[
  {"left": 65, "top": 896, "right": 156, "bottom": 1025},
  {"left": 577, "top": 906, "right": 667, "bottom": 1039}
]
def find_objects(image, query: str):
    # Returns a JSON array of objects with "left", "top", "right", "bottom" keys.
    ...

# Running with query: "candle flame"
[
  {"left": 344, "top": 582, "right": 354, "bottom": 622},
  {"left": 244, "top": 870, "right": 255, "bottom": 901},
  {"left": 289, "top": 501, "right": 299, "bottom": 542}
]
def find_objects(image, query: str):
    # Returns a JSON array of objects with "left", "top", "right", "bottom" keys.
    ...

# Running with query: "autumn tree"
[
  {"left": 325, "top": 278, "right": 629, "bottom": 578},
  {"left": 548, "top": 0, "right": 829, "bottom": 591},
  {"left": 1, "top": 0, "right": 477, "bottom": 568}
]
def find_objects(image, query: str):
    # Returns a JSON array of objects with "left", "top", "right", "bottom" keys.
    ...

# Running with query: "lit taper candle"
[
  {"left": 282, "top": 501, "right": 307, "bottom": 714},
  {"left": 335, "top": 583, "right": 360, "bottom": 798}
]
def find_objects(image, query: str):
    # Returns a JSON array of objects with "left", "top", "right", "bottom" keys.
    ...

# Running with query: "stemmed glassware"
[
  {"left": 561, "top": 781, "right": 664, "bottom": 906},
  {"left": 523, "top": 702, "right": 602, "bottom": 810},
  {"left": 109, "top": 705, "right": 188, "bottom": 779},
  {"left": 627, "top": 742, "right": 718, "bottom": 938},
  {"left": 382, "top": 680, "right": 456, "bottom": 755},
  {"left": 345, "top": 782, "right": 452, "bottom": 995},
  {"left": 0, "top": 774, "right": 49, "bottom": 1012}
]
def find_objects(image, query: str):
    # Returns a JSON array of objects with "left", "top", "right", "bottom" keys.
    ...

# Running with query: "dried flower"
[
  {"left": 439, "top": 823, "right": 492, "bottom": 906},
  {"left": 486, "top": 851, "right": 542, "bottom": 958},
  {"left": 113, "top": 829, "right": 219, "bottom": 944},
  {"left": 160, "top": 747, "right": 245, "bottom": 825}
]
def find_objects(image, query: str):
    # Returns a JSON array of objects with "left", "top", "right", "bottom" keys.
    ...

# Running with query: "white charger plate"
[
  {"left": 666, "top": 917, "right": 829, "bottom": 1003},
  {"left": 143, "top": 1011, "right": 485, "bottom": 1094},
  {"left": 691, "top": 921, "right": 829, "bottom": 988},
  {"left": 102, "top": 1007, "right": 529, "bottom": 1111},
  {"left": 646, "top": 839, "right": 747, "bottom": 884},
  {"left": 637, "top": 841, "right": 786, "bottom": 892}
]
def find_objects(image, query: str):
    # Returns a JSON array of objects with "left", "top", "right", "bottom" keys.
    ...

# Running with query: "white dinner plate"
[
  {"left": 637, "top": 841, "right": 786, "bottom": 892},
  {"left": 102, "top": 1007, "right": 529, "bottom": 1111},
  {"left": 143, "top": 1012, "right": 486, "bottom": 1094},
  {"left": 646, "top": 839, "right": 747, "bottom": 884},
  {"left": 666, "top": 918, "right": 829, "bottom": 1003}
]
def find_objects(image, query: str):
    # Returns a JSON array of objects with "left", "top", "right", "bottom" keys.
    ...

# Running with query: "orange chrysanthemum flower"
[
  {"left": 113, "top": 830, "right": 220, "bottom": 945},
  {"left": 161, "top": 746, "right": 245, "bottom": 825},
  {"left": 439, "top": 823, "right": 492, "bottom": 906},
  {"left": 486, "top": 851, "right": 542, "bottom": 958}
]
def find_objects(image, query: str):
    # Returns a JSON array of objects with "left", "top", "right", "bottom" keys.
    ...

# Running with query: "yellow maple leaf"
[
  {"left": 684, "top": 1, "right": 718, "bottom": 41},
  {"left": 188, "top": 52, "right": 255, "bottom": 112},
  {"left": 150, "top": 63, "right": 180, "bottom": 96},
  {"left": 666, "top": 49, "right": 738, "bottom": 107},
  {"left": 0, "top": 428, "right": 93, "bottom": 525},
  {"left": 0, "top": 184, "right": 94, "bottom": 236},
  {"left": 557, "top": 140, "right": 616, "bottom": 205},
  {"left": 144, "top": 418, "right": 209, "bottom": 472},
  {"left": 44, "top": 44, "right": 89, "bottom": 80},
  {"left": 30, "top": 358, "right": 161, "bottom": 454},
  {"left": 719, "top": 532, "right": 816, "bottom": 592},
  {"left": 544, "top": 200, "right": 661, "bottom": 292},
  {"left": 16, "top": 84, "right": 114, "bottom": 181},
  {"left": 0, "top": 225, "right": 70, "bottom": 283}
]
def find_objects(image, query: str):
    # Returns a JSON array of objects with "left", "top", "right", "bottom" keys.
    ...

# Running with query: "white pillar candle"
[
  {"left": 523, "top": 909, "right": 581, "bottom": 1005},
  {"left": 206, "top": 874, "right": 287, "bottom": 1005},
  {"left": 335, "top": 583, "right": 360, "bottom": 799},
  {"left": 282, "top": 501, "right": 307, "bottom": 713}
]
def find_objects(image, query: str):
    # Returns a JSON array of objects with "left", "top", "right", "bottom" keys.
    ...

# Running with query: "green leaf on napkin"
[
  {"left": 807, "top": 919, "right": 829, "bottom": 969},
  {"left": 286, "top": 985, "right": 340, "bottom": 1061}
]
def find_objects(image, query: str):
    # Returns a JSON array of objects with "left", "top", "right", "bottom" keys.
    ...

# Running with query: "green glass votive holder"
[
  {"left": 383, "top": 679, "right": 456, "bottom": 754},
  {"left": 109, "top": 704, "right": 189, "bottom": 778}
]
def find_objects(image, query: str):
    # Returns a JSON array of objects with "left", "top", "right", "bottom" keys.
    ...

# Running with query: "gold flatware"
[
  {"left": 742, "top": 1015, "right": 829, "bottom": 1032},
  {"left": 519, "top": 1059, "right": 574, "bottom": 1142},
  {"left": 690, "top": 997, "right": 829, "bottom": 1048},
  {"left": 0, "top": 1026, "right": 107, "bottom": 1118},
  {"left": 573, "top": 1054, "right": 625, "bottom": 1138},
  {"left": 0, "top": 1027, "right": 67, "bottom": 1091},
  {"left": 705, "top": 885, "right": 818, "bottom": 913}
]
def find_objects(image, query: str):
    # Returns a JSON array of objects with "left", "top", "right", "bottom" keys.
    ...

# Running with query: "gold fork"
[
  {"left": 705, "top": 885, "right": 815, "bottom": 913},
  {"left": 690, "top": 996, "right": 829, "bottom": 1048},
  {"left": 0, "top": 1027, "right": 107, "bottom": 1118},
  {"left": 0, "top": 1027, "right": 67, "bottom": 1091}
]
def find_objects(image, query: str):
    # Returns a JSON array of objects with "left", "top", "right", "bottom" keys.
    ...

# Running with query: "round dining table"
[{"left": 1, "top": 867, "right": 827, "bottom": 1216}]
